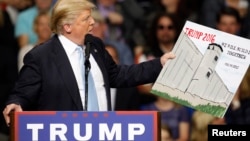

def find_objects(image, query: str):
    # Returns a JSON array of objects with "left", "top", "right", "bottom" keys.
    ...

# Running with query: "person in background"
[
  {"left": 141, "top": 97, "right": 190, "bottom": 141},
  {"left": 145, "top": 0, "right": 196, "bottom": 31},
  {"left": 3, "top": 0, "right": 175, "bottom": 127},
  {"left": 140, "top": 12, "right": 180, "bottom": 60},
  {"left": 93, "top": 0, "right": 126, "bottom": 45},
  {"left": 199, "top": 0, "right": 250, "bottom": 37},
  {"left": 134, "top": 12, "right": 180, "bottom": 106},
  {"left": 91, "top": 10, "right": 134, "bottom": 65},
  {"left": 15, "top": 0, "right": 52, "bottom": 48},
  {"left": 216, "top": 6, "right": 242, "bottom": 35},
  {"left": 93, "top": 0, "right": 146, "bottom": 51},
  {"left": 18, "top": 11, "right": 52, "bottom": 71},
  {"left": 190, "top": 111, "right": 225, "bottom": 141}
]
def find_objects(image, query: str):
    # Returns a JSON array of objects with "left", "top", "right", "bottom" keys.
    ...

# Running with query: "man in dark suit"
[{"left": 2, "top": 0, "right": 175, "bottom": 126}]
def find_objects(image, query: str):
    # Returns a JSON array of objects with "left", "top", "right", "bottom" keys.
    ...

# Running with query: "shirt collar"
[{"left": 58, "top": 35, "right": 85, "bottom": 55}]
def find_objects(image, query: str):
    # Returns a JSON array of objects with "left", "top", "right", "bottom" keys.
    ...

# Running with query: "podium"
[{"left": 10, "top": 111, "right": 160, "bottom": 141}]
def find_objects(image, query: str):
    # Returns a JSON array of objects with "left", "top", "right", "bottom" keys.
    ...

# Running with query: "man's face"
[
  {"left": 156, "top": 17, "right": 176, "bottom": 44},
  {"left": 68, "top": 10, "right": 95, "bottom": 45},
  {"left": 34, "top": 14, "right": 51, "bottom": 41},
  {"left": 217, "top": 15, "right": 240, "bottom": 35}
]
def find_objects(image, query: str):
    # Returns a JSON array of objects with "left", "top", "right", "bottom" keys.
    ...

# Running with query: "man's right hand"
[{"left": 2, "top": 104, "right": 23, "bottom": 126}]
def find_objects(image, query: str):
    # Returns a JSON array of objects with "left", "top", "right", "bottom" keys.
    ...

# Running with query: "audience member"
[
  {"left": 93, "top": 0, "right": 125, "bottom": 43},
  {"left": 199, "top": 0, "right": 250, "bottom": 37},
  {"left": 134, "top": 12, "right": 180, "bottom": 104},
  {"left": 216, "top": 6, "right": 242, "bottom": 35},
  {"left": 141, "top": 97, "right": 190, "bottom": 141},
  {"left": 238, "top": 0, "right": 250, "bottom": 38},
  {"left": 15, "top": 0, "right": 52, "bottom": 48},
  {"left": 191, "top": 111, "right": 225, "bottom": 141},
  {"left": 117, "top": 0, "right": 147, "bottom": 48},
  {"left": 18, "top": 11, "right": 52, "bottom": 71},
  {"left": 142, "top": 12, "right": 180, "bottom": 59},
  {"left": 91, "top": 10, "right": 134, "bottom": 65},
  {"left": 93, "top": 0, "right": 146, "bottom": 49},
  {"left": 145, "top": 0, "right": 197, "bottom": 31}
]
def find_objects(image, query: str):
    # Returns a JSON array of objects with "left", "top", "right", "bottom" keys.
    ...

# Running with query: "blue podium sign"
[{"left": 13, "top": 111, "right": 159, "bottom": 141}]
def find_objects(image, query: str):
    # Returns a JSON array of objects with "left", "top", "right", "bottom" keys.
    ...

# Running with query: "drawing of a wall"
[{"left": 156, "top": 31, "right": 234, "bottom": 106}]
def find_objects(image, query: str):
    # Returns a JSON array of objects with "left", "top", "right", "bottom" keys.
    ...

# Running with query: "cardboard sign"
[{"left": 152, "top": 21, "right": 250, "bottom": 117}]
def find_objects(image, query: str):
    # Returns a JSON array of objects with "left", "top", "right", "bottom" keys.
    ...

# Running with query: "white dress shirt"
[{"left": 58, "top": 35, "right": 107, "bottom": 111}]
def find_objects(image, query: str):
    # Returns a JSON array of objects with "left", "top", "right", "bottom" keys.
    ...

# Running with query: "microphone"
[
  {"left": 84, "top": 34, "right": 91, "bottom": 111},
  {"left": 84, "top": 34, "right": 91, "bottom": 62}
]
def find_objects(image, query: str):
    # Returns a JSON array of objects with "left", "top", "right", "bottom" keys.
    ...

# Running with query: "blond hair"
[{"left": 50, "top": 0, "right": 96, "bottom": 34}]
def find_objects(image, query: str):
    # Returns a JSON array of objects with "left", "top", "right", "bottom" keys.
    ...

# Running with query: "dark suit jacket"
[{"left": 6, "top": 34, "right": 163, "bottom": 111}]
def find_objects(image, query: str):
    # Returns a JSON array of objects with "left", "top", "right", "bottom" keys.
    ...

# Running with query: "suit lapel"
[
  {"left": 51, "top": 35, "right": 83, "bottom": 110},
  {"left": 90, "top": 43, "right": 111, "bottom": 110},
  {"left": 90, "top": 46, "right": 107, "bottom": 77}
]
